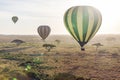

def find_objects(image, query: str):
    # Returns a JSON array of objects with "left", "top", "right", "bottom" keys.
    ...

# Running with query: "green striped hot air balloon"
[{"left": 64, "top": 6, "right": 102, "bottom": 51}]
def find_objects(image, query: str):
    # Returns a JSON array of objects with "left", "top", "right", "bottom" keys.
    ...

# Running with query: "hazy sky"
[{"left": 0, "top": 0, "right": 120, "bottom": 35}]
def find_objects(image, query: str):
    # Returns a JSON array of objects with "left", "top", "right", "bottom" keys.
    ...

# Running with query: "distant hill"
[{"left": 0, "top": 34, "right": 120, "bottom": 46}]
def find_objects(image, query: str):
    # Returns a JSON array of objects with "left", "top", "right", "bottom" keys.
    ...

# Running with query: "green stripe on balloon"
[
  {"left": 82, "top": 7, "right": 89, "bottom": 42},
  {"left": 64, "top": 8, "right": 77, "bottom": 40},
  {"left": 72, "top": 7, "right": 80, "bottom": 41},
  {"left": 87, "top": 9, "right": 99, "bottom": 42}
]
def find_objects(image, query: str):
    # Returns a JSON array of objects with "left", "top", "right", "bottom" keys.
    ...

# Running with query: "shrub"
[{"left": 54, "top": 73, "right": 76, "bottom": 80}]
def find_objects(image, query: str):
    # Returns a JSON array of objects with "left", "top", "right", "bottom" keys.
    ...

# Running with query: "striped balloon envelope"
[
  {"left": 37, "top": 25, "right": 51, "bottom": 41},
  {"left": 64, "top": 6, "right": 102, "bottom": 51}
]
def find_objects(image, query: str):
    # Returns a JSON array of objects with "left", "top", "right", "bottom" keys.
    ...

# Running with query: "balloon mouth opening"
[{"left": 78, "top": 41, "right": 87, "bottom": 51}]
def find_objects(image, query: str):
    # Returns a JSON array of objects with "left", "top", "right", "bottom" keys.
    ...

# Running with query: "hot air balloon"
[
  {"left": 37, "top": 25, "right": 51, "bottom": 41},
  {"left": 12, "top": 16, "right": 18, "bottom": 23},
  {"left": 64, "top": 6, "right": 102, "bottom": 51}
]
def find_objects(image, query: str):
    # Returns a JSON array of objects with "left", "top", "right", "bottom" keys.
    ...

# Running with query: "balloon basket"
[{"left": 81, "top": 47, "right": 85, "bottom": 51}]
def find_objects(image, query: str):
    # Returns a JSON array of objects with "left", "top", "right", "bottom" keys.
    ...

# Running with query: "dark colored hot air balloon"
[
  {"left": 37, "top": 25, "right": 51, "bottom": 41},
  {"left": 64, "top": 6, "right": 102, "bottom": 51},
  {"left": 12, "top": 16, "right": 18, "bottom": 23}
]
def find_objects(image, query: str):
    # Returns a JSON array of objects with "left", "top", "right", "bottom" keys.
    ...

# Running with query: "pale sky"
[{"left": 0, "top": 0, "right": 120, "bottom": 35}]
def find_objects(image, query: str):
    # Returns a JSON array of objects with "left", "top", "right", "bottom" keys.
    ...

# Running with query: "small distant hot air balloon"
[
  {"left": 12, "top": 16, "right": 18, "bottom": 23},
  {"left": 37, "top": 25, "right": 51, "bottom": 41},
  {"left": 64, "top": 6, "right": 102, "bottom": 51}
]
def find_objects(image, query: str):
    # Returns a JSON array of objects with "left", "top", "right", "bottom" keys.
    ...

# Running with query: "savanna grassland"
[{"left": 0, "top": 34, "right": 120, "bottom": 80}]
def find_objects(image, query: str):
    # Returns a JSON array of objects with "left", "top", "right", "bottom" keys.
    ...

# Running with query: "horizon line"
[{"left": 0, "top": 33, "right": 120, "bottom": 36}]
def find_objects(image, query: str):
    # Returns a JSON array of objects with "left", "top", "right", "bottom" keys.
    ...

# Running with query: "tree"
[
  {"left": 92, "top": 43, "right": 103, "bottom": 51},
  {"left": 55, "top": 40, "right": 61, "bottom": 45},
  {"left": 11, "top": 39, "right": 25, "bottom": 46},
  {"left": 43, "top": 44, "right": 56, "bottom": 52}
]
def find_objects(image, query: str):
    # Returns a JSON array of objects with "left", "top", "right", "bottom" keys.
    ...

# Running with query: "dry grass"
[{"left": 0, "top": 34, "right": 120, "bottom": 80}]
